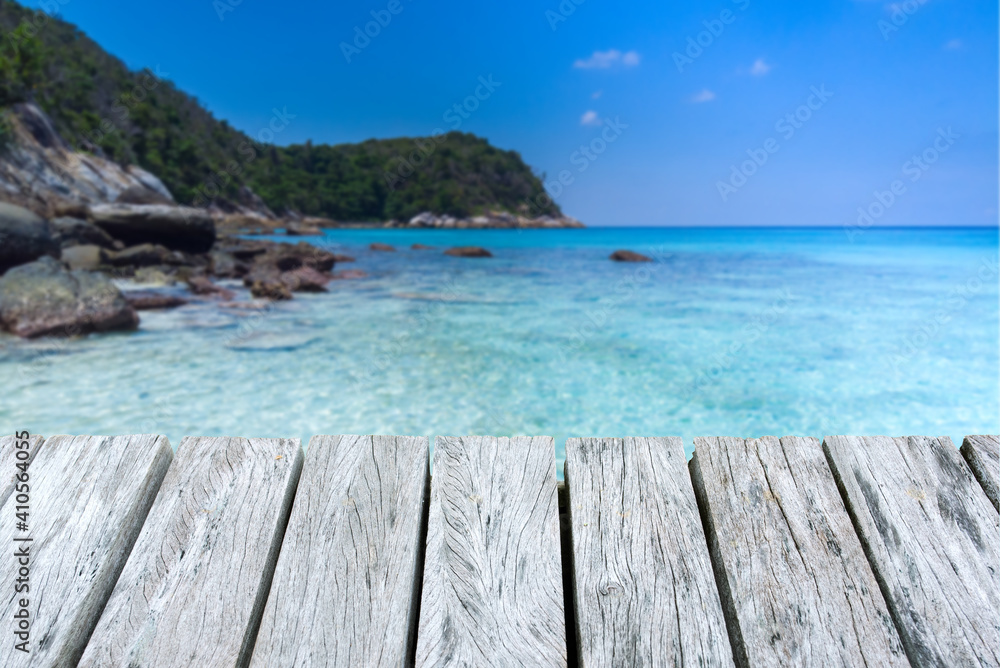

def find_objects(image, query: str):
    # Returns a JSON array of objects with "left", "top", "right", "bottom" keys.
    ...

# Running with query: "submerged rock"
[
  {"left": 186, "top": 276, "right": 236, "bottom": 300},
  {"left": 124, "top": 291, "right": 188, "bottom": 310},
  {"left": 254, "top": 242, "right": 337, "bottom": 273},
  {"left": 411, "top": 243, "right": 436, "bottom": 250},
  {"left": 444, "top": 246, "right": 493, "bottom": 258},
  {"left": 610, "top": 249, "right": 652, "bottom": 262},
  {"left": 370, "top": 242, "right": 396, "bottom": 252},
  {"left": 89, "top": 204, "right": 216, "bottom": 253},
  {"left": 281, "top": 266, "right": 330, "bottom": 292},
  {"left": 249, "top": 277, "right": 293, "bottom": 301},
  {"left": 0, "top": 257, "right": 138, "bottom": 338},
  {"left": 0, "top": 202, "right": 59, "bottom": 274}
]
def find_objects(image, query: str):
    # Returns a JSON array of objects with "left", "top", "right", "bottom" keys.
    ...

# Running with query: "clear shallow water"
[{"left": 2, "top": 227, "right": 997, "bottom": 471}]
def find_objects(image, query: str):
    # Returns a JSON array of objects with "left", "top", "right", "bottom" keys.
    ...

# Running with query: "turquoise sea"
[{"left": 2, "top": 227, "right": 997, "bottom": 469}]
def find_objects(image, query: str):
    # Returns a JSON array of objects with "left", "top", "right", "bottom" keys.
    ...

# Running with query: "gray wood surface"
[
  {"left": 0, "top": 433, "right": 44, "bottom": 508},
  {"left": 824, "top": 435, "right": 1000, "bottom": 667},
  {"left": 961, "top": 435, "right": 999, "bottom": 513},
  {"left": 690, "top": 436, "right": 908, "bottom": 668},
  {"left": 249, "top": 435, "right": 430, "bottom": 667},
  {"left": 78, "top": 437, "right": 303, "bottom": 668},
  {"left": 565, "top": 437, "right": 734, "bottom": 667},
  {"left": 416, "top": 436, "right": 566, "bottom": 667},
  {"left": 0, "top": 435, "right": 172, "bottom": 668}
]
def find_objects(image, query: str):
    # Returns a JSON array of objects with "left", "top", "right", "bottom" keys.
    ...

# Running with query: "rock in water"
[
  {"left": 370, "top": 242, "right": 396, "bottom": 252},
  {"left": 0, "top": 257, "right": 139, "bottom": 338},
  {"left": 281, "top": 266, "right": 330, "bottom": 292},
  {"left": 444, "top": 246, "right": 493, "bottom": 258},
  {"left": 254, "top": 242, "right": 337, "bottom": 273},
  {"left": 123, "top": 292, "right": 188, "bottom": 310},
  {"left": 186, "top": 276, "right": 236, "bottom": 300},
  {"left": 0, "top": 202, "right": 59, "bottom": 274},
  {"left": 411, "top": 243, "right": 436, "bottom": 250},
  {"left": 610, "top": 249, "right": 652, "bottom": 262},
  {"left": 88, "top": 204, "right": 216, "bottom": 253}
]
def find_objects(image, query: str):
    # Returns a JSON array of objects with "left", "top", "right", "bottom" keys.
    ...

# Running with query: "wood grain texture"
[
  {"left": 0, "top": 433, "right": 44, "bottom": 508},
  {"left": 690, "top": 436, "right": 908, "bottom": 668},
  {"left": 249, "top": 435, "right": 430, "bottom": 667},
  {"left": 0, "top": 435, "right": 172, "bottom": 668},
  {"left": 824, "top": 435, "right": 1000, "bottom": 667},
  {"left": 565, "top": 437, "right": 734, "bottom": 668},
  {"left": 416, "top": 436, "right": 566, "bottom": 667},
  {"left": 78, "top": 437, "right": 303, "bottom": 668},
  {"left": 961, "top": 435, "right": 999, "bottom": 513}
]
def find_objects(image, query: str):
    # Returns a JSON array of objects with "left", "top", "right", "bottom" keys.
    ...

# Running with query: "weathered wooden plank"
[
  {"left": 0, "top": 432, "right": 44, "bottom": 508},
  {"left": 249, "top": 435, "right": 429, "bottom": 667},
  {"left": 566, "top": 437, "right": 734, "bottom": 667},
  {"left": 824, "top": 435, "right": 1000, "bottom": 667},
  {"left": 78, "top": 437, "right": 303, "bottom": 668},
  {"left": 690, "top": 436, "right": 908, "bottom": 668},
  {"left": 416, "top": 436, "right": 566, "bottom": 667},
  {"left": 0, "top": 435, "right": 172, "bottom": 668},
  {"left": 961, "top": 435, "right": 999, "bottom": 513}
]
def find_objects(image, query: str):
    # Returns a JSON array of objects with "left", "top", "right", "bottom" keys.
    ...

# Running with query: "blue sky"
[{"left": 29, "top": 0, "right": 999, "bottom": 226}]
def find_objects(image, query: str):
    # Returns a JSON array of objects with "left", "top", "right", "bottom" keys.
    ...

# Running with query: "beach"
[{"left": 2, "top": 226, "right": 996, "bottom": 469}]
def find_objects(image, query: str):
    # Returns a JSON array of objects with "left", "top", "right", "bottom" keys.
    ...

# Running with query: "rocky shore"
[{"left": 0, "top": 102, "right": 591, "bottom": 340}]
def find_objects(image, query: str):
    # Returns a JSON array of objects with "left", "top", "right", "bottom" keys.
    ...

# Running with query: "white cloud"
[
  {"left": 750, "top": 58, "right": 771, "bottom": 76},
  {"left": 574, "top": 49, "right": 641, "bottom": 69},
  {"left": 580, "top": 110, "right": 601, "bottom": 126},
  {"left": 592, "top": 90, "right": 603, "bottom": 100},
  {"left": 944, "top": 38, "right": 963, "bottom": 50},
  {"left": 690, "top": 89, "right": 716, "bottom": 103}
]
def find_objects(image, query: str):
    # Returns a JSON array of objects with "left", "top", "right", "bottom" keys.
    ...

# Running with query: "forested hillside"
[{"left": 0, "top": 0, "right": 560, "bottom": 220}]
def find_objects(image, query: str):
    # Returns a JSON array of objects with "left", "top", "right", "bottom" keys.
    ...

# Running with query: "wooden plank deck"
[
  {"left": 1, "top": 435, "right": 172, "bottom": 668},
  {"left": 415, "top": 436, "right": 567, "bottom": 667},
  {"left": 565, "top": 437, "right": 733, "bottom": 667},
  {"left": 250, "top": 435, "right": 429, "bottom": 667},
  {"left": 961, "top": 435, "right": 999, "bottom": 513},
  {"left": 4, "top": 431, "right": 998, "bottom": 666},
  {"left": 690, "top": 436, "right": 908, "bottom": 667},
  {"left": 78, "top": 437, "right": 303, "bottom": 668},
  {"left": 824, "top": 435, "right": 1000, "bottom": 667}
]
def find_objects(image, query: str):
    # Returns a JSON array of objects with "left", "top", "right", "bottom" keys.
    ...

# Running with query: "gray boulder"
[
  {"left": 61, "top": 245, "right": 108, "bottom": 271},
  {"left": 52, "top": 217, "right": 117, "bottom": 249},
  {"left": 88, "top": 204, "right": 216, "bottom": 253},
  {"left": 0, "top": 202, "right": 59, "bottom": 274},
  {"left": 0, "top": 257, "right": 139, "bottom": 338}
]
